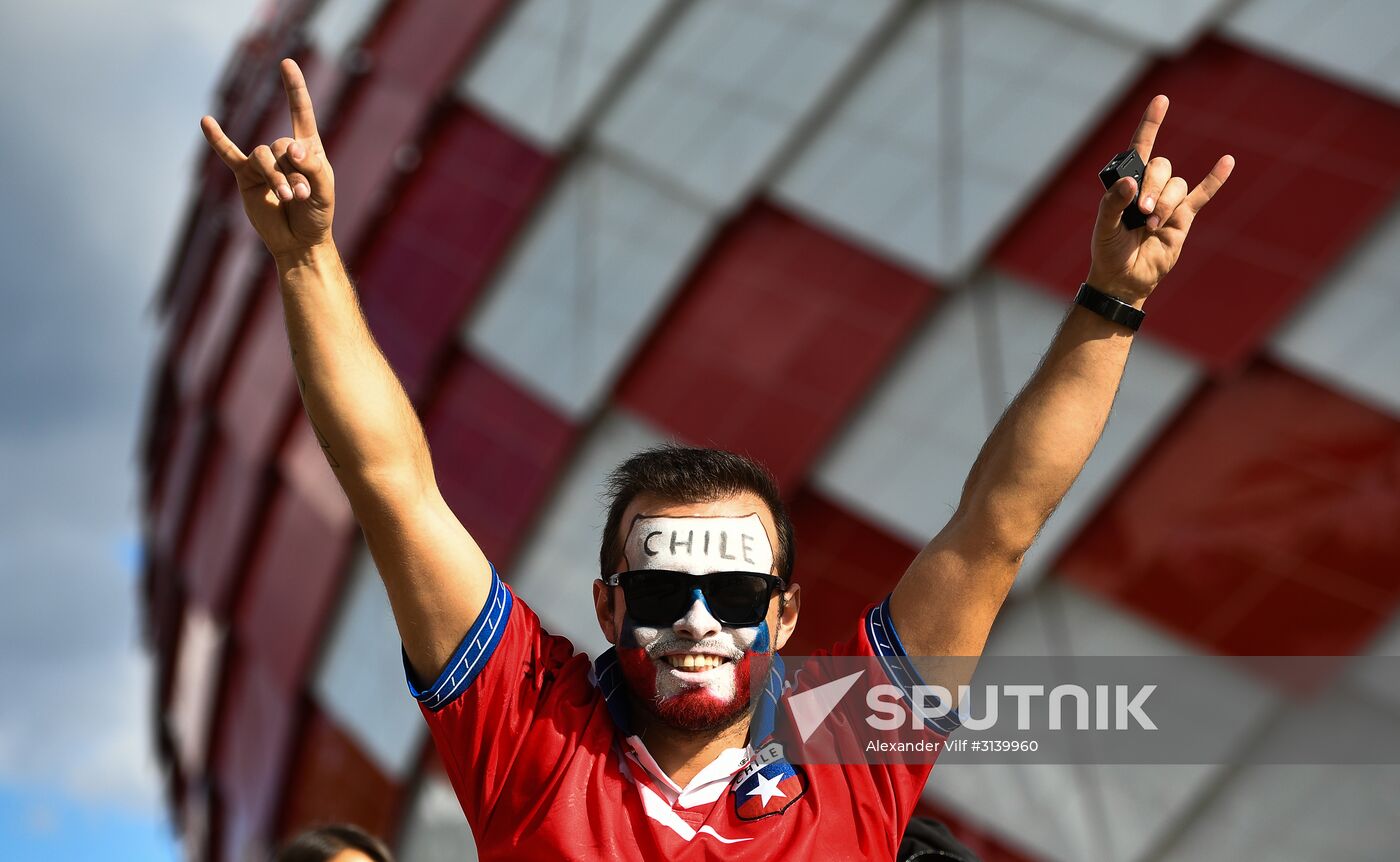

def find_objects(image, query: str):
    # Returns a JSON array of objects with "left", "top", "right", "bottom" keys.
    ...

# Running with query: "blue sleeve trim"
[
  {"left": 865, "top": 594, "right": 962, "bottom": 736},
  {"left": 404, "top": 562, "right": 514, "bottom": 712}
]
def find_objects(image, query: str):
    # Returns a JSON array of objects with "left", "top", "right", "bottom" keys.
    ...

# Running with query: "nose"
[{"left": 672, "top": 588, "right": 722, "bottom": 641}]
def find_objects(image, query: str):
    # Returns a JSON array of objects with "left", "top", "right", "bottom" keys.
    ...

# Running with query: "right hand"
[{"left": 200, "top": 58, "right": 335, "bottom": 261}]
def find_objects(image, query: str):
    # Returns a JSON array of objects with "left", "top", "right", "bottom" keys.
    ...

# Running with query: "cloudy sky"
[{"left": 0, "top": 0, "right": 262, "bottom": 855}]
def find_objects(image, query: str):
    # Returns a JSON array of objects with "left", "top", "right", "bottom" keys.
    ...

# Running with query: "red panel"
[
  {"left": 234, "top": 481, "right": 353, "bottom": 696},
  {"left": 357, "top": 107, "right": 555, "bottom": 398},
  {"left": 179, "top": 221, "right": 269, "bottom": 402},
  {"left": 784, "top": 490, "right": 920, "bottom": 656},
  {"left": 1059, "top": 360, "right": 1400, "bottom": 655},
  {"left": 322, "top": 78, "right": 422, "bottom": 250},
  {"left": 423, "top": 350, "right": 577, "bottom": 567},
  {"left": 152, "top": 405, "right": 213, "bottom": 569},
  {"left": 277, "top": 707, "right": 405, "bottom": 842},
  {"left": 212, "top": 652, "right": 298, "bottom": 862},
  {"left": 321, "top": 0, "right": 514, "bottom": 253},
  {"left": 180, "top": 433, "right": 270, "bottom": 613},
  {"left": 363, "top": 0, "right": 510, "bottom": 95},
  {"left": 160, "top": 197, "right": 230, "bottom": 321},
  {"left": 913, "top": 800, "right": 1045, "bottom": 862},
  {"left": 991, "top": 38, "right": 1400, "bottom": 371},
  {"left": 618, "top": 202, "right": 939, "bottom": 491},
  {"left": 218, "top": 277, "right": 298, "bottom": 464}
]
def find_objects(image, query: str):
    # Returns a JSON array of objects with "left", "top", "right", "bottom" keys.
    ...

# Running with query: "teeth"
[{"left": 663, "top": 654, "right": 728, "bottom": 671}]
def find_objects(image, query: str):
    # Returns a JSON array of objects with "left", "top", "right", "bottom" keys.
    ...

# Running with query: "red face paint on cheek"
[{"left": 617, "top": 646, "right": 658, "bottom": 702}]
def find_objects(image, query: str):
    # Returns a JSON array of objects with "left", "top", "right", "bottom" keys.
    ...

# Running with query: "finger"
[
  {"left": 1183, "top": 154, "right": 1235, "bottom": 215},
  {"left": 285, "top": 171, "right": 312, "bottom": 200},
  {"left": 283, "top": 138, "right": 330, "bottom": 204},
  {"left": 270, "top": 138, "right": 312, "bottom": 200},
  {"left": 1094, "top": 175, "right": 1137, "bottom": 242},
  {"left": 1129, "top": 94, "right": 1169, "bottom": 161},
  {"left": 251, "top": 144, "right": 293, "bottom": 202},
  {"left": 1138, "top": 156, "right": 1172, "bottom": 216},
  {"left": 271, "top": 136, "right": 295, "bottom": 168},
  {"left": 1146, "top": 176, "right": 1188, "bottom": 231},
  {"left": 280, "top": 58, "right": 320, "bottom": 141},
  {"left": 200, "top": 115, "right": 247, "bottom": 169}
]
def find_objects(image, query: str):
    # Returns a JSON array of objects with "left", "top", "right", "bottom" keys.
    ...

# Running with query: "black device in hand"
[{"left": 1099, "top": 148, "right": 1148, "bottom": 229}]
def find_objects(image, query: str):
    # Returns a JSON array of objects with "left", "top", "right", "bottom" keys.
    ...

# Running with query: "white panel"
[
  {"left": 1270, "top": 202, "right": 1400, "bottom": 419},
  {"left": 1224, "top": 0, "right": 1400, "bottom": 103},
  {"left": 167, "top": 608, "right": 225, "bottom": 775},
  {"left": 814, "top": 272, "right": 1200, "bottom": 590},
  {"left": 464, "top": 152, "right": 714, "bottom": 419},
  {"left": 1021, "top": 0, "right": 1230, "bottom": 50},
  {"left": 506, "top": 410, "right": 672, "bottom": 659},
  {"left": 312, "top": 545, "right": 425, "bottom": 779},
  {"left": 303, "top": 0, "right": 388, "bottom": 60},
  {"left": 1159, "top": 694, "right": 1400, "bottom": 862},
  {"left": 773, "top": 0, "right": 1145, "bottom": 280},
  {"left": 595, "top": 0, "right": 899, "bottom": 211},
  {"left": 925, "top": 582, "right": 1279, "bottom": 862},
  {"left": 1351, "top": 615, "right": 1400, "bottom": 716},
  {"left": 459, "top": 0, "right": 672, "bottom": 149},
  {"left": 398, "top": 774, "right": 478, "bottom": 862}
]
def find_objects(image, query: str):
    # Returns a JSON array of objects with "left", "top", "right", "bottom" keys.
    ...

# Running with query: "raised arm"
[
  {"left": 891, "top": 95, "right": 1233, "bottom": 666},
  {"left": 200, "top": 59, "right": 490, "bottom": 682}
]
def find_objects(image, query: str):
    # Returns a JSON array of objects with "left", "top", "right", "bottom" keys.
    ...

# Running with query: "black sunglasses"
[{"left": 604, "top": 570, "right": 786, "bottom": 628}]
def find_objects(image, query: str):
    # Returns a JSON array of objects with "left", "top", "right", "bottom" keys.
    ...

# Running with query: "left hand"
[{"left": 1086, "top": 95, "right": 1235, "bottom": 306}]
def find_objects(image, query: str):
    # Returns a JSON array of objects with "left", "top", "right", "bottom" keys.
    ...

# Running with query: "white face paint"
[
  {"left": 622, "top": 513, "right": 774, "bottom": 575},
  {"left": 618, "top": 513, "right": 777, "bottom": 707}
]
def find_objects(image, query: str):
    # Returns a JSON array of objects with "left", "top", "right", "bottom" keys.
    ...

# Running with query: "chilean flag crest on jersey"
[{"left": 732, "top": 741, "right": 809, "bottom": 820}]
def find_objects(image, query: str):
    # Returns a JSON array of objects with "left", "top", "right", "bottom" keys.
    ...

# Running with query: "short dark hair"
[
  {"left": 600, "top": 444, "right": 795, "bottom": 584},
  {"left": 273, "top": 824, "right": 394, "bottom": 862}
]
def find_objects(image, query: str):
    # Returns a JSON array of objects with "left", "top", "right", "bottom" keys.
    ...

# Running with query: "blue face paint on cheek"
[{"left": 749, "top": 620, "right": 770, "bottom": 654}]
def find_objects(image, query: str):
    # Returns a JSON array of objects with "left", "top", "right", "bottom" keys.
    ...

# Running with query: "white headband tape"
[{"left": 622, "top": 513, "right": 774, "bottom": 575}]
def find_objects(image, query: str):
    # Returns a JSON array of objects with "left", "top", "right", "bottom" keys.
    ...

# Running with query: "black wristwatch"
[{"left": 1074, "top": 283, "right": 1144, "bottom": 331}]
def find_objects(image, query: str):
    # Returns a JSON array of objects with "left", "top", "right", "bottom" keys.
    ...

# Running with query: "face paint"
[
  {"left": 613, "top": 513, "right": 779, "bottom": 732},
  {"left": 622, "top": 513, "right": 773, "bottom": 576}
]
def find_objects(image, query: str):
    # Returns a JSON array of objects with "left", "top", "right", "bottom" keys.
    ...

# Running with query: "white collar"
[{"left": 621, "top": 733, "right": 752, "bottom": 807}]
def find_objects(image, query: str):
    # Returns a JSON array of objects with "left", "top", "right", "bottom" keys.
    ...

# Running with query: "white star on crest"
[{"left": 745, "top": 771, "right": 787, "bottom": 807}]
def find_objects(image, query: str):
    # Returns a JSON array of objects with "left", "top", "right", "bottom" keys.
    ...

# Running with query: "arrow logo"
[{"left": 787, "top": 670, "right": 866, "bottom": 742}]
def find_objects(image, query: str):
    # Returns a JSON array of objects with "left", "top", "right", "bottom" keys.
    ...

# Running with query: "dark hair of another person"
[
  {"left": 273, "top": 823, "right": 394, "bottom": 862},
  {"left": 600, "top": 444, "right": 795, "bottom": 584}
]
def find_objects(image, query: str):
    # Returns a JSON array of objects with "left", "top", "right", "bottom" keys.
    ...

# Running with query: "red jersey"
[{"left": 407, "top": 565, "right": 957, "bottom": 860}]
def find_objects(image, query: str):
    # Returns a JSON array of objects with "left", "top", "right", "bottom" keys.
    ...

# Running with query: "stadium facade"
[{"left": 142, "top": 0, "right": 1400, "bottom": 859}]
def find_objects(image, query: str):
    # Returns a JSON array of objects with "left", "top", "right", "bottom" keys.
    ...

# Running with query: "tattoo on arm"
[{"left": 290, "top": 347, "right": 340, "bottom": 469}]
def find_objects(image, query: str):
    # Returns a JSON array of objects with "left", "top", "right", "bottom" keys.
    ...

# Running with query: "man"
[{"left": 201, "top": 59, "right": 1231, "bottom": 859}]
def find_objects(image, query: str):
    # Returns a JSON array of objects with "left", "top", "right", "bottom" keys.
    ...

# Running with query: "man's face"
[{"left": 593, "top": 491, "right": 799, "bottom": 734}]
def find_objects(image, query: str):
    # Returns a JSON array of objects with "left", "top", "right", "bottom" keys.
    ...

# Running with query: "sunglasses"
[{"left": 603, "top": 570, "right": 786, "bottom": 628}]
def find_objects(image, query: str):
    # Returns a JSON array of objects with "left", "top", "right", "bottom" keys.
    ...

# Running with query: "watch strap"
[{"left": 1074, "top": 283, "right": 1144, "bottom": 332}]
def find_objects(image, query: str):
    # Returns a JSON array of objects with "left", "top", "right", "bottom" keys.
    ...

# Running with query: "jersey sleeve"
[
  {"left": 403, "top": 563, "right": 593, "bottom": 828},
  {"left": 810, "top": 594, "right": 962, "bottom": 833}
]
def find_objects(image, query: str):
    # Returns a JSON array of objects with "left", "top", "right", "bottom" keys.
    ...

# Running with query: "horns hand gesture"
[
  {"left": 1087, "top": 95, "right": 1234, "bottom": 306},
  {"left": 200, "top": 59, "right": 334, "bottom": 261}
]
